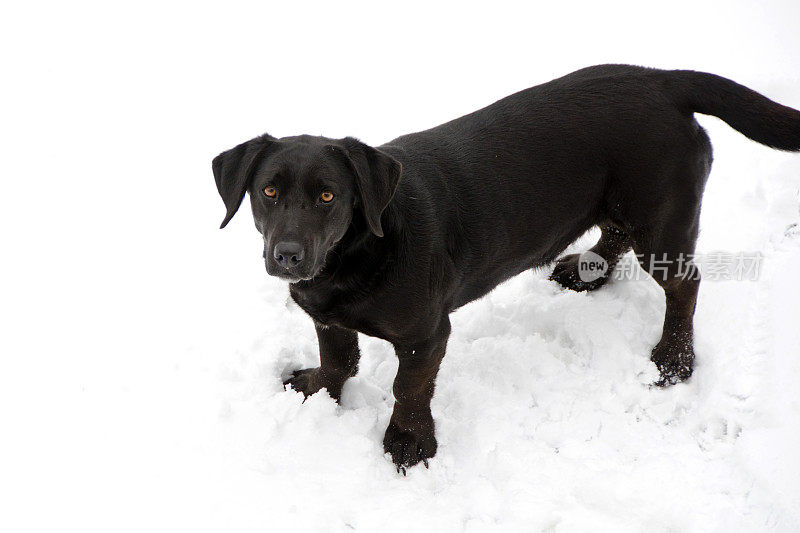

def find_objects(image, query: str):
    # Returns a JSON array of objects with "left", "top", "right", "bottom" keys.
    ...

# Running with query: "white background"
[{"left": 2, "top": 1, "right": 799, "bottom": 531}]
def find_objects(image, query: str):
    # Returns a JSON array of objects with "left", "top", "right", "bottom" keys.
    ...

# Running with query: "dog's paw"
[
  {"left": 283, "top": 367, "right": 342, "bottom": 401},
  {"left": 383, "top": 421, "right": 437, "bottom": 474},
  {"left": 549, "top": 253, "right": 610, "bottom": 292},
  {"left": 650, "top": 338, "right": 694, "bottom": 387}
]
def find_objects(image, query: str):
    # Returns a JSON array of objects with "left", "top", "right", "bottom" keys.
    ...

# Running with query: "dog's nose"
[{"left": 273, "top": 241, "right": 305, "bottom": 268}]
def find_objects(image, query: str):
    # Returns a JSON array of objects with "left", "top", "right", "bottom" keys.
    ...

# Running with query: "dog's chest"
[{"left": 290, "top": 287, "right": 393, "bottom": 340}]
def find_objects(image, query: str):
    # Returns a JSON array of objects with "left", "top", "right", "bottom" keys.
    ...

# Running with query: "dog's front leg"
[
  {"left": 283, "top": 322, "right": 360, "bottom": 401},
  {"left": 384, "top": 316, "right": 451, "bottom": 473}
]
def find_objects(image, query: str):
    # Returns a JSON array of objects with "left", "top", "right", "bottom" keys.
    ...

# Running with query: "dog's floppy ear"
[
  {"left": 334, "top": 137, "right": 402, "bottom": 237},
  {"left": 212, "top": 133, "right": 277, "bottom": 229}
]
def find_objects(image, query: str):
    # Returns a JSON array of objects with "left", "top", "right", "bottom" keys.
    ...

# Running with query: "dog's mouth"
[
  {"left": 265, "top": 260, "right": 322, "bottom": 283},
  {"left": 271, "top": 270, "right": 313, "bottom": 283}
]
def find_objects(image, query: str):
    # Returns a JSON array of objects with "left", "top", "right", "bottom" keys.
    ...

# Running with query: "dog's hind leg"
[
  {"left": 549, "top": 223, "right": 632, "bottom": 291},
  {"left": 620, "top": 123, "right": 712, "bottom": 385},
  {"left": 626, "top": 160, "right": 706, "bottom": 385},
  {"left": 632, "top": 226, "right": 701, "bottom": 386}
]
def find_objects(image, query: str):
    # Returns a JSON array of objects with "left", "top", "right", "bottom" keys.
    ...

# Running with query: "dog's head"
[{"left": 213, "top": 134, "right": 401, "bottom": 282}]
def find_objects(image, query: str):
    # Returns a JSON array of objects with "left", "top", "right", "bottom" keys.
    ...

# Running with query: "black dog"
[{"left": 213, "top": 64, "right": 800, "bottom": 472}]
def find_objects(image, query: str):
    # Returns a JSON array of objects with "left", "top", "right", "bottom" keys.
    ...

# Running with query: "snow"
[{"left": 2, "top": 1, "right": 800, "bottom": 532}]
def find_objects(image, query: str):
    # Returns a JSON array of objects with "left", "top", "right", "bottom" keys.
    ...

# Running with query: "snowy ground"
[{"left": 2, "top": 2, "right": 800, "bottom": 532}]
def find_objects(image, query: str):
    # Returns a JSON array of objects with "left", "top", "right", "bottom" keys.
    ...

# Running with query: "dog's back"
[{"left": 380, "top": 66, "right": 708, "bottom": 307}]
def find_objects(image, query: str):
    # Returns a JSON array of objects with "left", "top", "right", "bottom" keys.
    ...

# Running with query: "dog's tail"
[{"left": 668, "top": 70, "right": 800, "bottom": 151}]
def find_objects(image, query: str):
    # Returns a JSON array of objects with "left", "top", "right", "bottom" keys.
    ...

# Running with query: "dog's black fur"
[{"left": 213, "top": 64, "right": 800, "bottom": 472}]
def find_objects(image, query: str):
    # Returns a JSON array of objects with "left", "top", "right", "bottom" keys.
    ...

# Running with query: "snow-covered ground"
[{"left": 2, "top": 2, "right": 800, "bottom": 532}]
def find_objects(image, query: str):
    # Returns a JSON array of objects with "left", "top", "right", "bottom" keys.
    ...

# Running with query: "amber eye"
[
  {"left": 320, "top": 191, "right": 334, "bottom": 203},
  {"left": 264, "top": 186, "right": 277, "bottom": 198}
]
